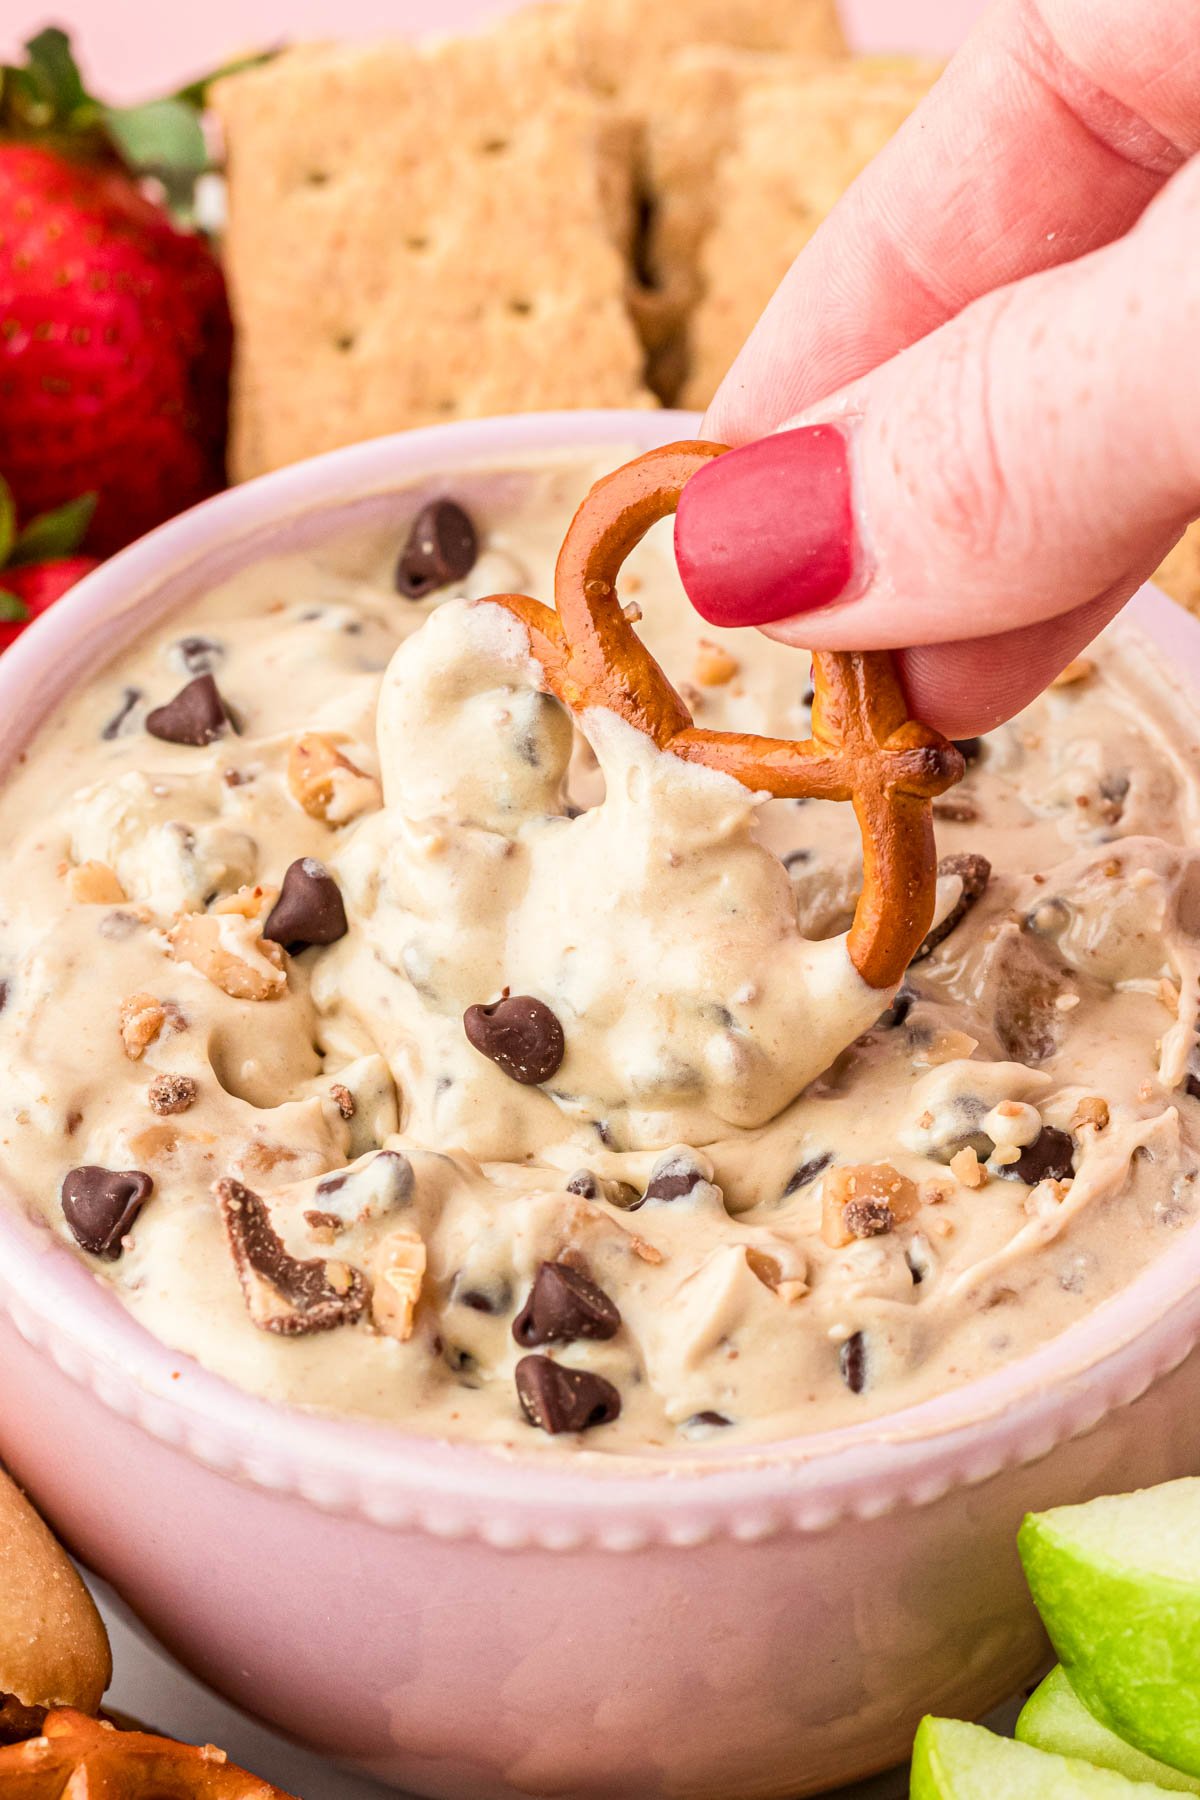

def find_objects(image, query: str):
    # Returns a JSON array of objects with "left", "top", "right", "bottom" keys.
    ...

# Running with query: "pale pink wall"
[{"left": 3, "top": 0, "right": 988, "bottom": 101}]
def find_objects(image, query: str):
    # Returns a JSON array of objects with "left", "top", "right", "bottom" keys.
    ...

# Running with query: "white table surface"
[{"left": 91, "top": 1574, "right": 1027, "bottom": 1799}]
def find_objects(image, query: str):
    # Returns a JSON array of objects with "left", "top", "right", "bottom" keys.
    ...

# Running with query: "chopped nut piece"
[
  {"left": 288, "top": 732, "right": 381, "bottom": 824},
  {"left": 167, "top": 911, "right": 286, "bottom": 1001},
  {"left": 1024, "top": 1177, "right": 1073, "bottom": 1216},
  {"left": 212, "top": 883, "right": 276, "bottom": 921},
  {"left": 629, "top": 1234, "right": 662, "bottom": 1265},
  {"left": 693, "top": 639, "right": 739, "bottom": 687},
  {"left": 744, "top": 1246, "right": 808, "bottom": 1302},
  {"left": 119, "top": 992, "right": 166, "bottom": 1061},
  {"left": 990, "top": 1145, "right": 1021, "bottom": 1167},
  {"left": 821, "top": 1163, "right": 918, "bottom": 1248},
  {"left": 1051, "top": 657, "right": 1095, "bottom": 687},
  {"left": 330, "top": 1083, "right": 355, "bottom": 1120},
  {"left": 147, "top": 1074, "right": 198, "bottom": 1116},
  {"left": 371, "top": 1230, "right": 427, "bottom": 1341},
  {"left": 949, "top": 1146, "right": 986, "bottom": 1189},
  {"left": 1072, "top": 1096, "right": 1110, "bottom": 1133},
  {"left": 1159, "top": 978, "right": 1182, "bottom": 1016},
  {"left": 66, "top": 861, "right": 126, "bottom": 905},
  {"left": 914, "top": 1029, "right": 980, "bottom": 1068}
]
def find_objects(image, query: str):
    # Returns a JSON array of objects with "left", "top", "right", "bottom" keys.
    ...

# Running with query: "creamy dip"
[{"left": 2, "top": 450, "right": 1199, "bottom": 1457}]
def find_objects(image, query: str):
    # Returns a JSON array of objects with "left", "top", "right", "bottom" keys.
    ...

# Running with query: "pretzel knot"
[
  {"left": 484, "top": 441, "right": 964, "bottom": 990},
  {"left": 0, "top": 1709, "right": 295, "bottom": 1796}
]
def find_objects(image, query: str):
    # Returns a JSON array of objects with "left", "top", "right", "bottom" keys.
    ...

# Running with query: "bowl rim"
[{"left": 2, "top": 406, "right": 1199, "bottom": 1550}]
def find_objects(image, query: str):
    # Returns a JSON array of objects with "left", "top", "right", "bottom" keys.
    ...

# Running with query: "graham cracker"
[
  {"left": 682, "top": 56, "right": 941, "bottom": 408},
  {"left": 1154, "top": 524, "right": 1200, "bottom": 615},
  {"left": 213, "top": 12, "right": 652, "bottom": 481},
  {"left": 571, "top": 0, "right": 846, "bottom": 108}
]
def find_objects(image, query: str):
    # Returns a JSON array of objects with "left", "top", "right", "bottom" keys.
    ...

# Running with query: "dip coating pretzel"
[
  {"left": 486, "top": 441, "right": 964, "bottom": 990},
  {"left": 0, "top": 1709, "right": 296, "bottom": 1796}
]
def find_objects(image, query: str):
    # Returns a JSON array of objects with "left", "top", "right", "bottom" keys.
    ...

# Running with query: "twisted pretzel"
[
  {"left": 0, "top": 1709, "right": 296, "bottom": 1795},
  {"left": 484, "top": 442, "right": 963, "bottom": 990}
]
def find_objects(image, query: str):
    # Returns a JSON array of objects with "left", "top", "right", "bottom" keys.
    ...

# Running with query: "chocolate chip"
[
  {"left": 688, "top": 1411, "right": 732, "bottom": 1429},
  {"left": 61, "top": 1166, "right": 153, "bottom": 1260},
  {"left": 1187, "top": 1074, "right": 1200, "bottom": 1102},
  {"left": 459, "top": 1284, "right": 509, "bottom": 1315},
  {"left": 0, "top": 979, "right": 8, "bottom": 1014},
  {"left": 911, "top": 852, "right": 991, "bottom": 962},
  {"left": 783, "top": 1151, "right": 832, "bottom": 1197},
  {"left": 953, "top": 737, "right": 983, "bottom": 765},
  {"left": 839, "top": 1332, "right": 867, "bottom": 1394},
  {"left": 463, "top": 994, "right": 564, "bottom": 1084},
  {"left": 874, "top": 987, "right": 914, "bottom": 1030},
  {"left": 263, "top": 858, "right": 348, "bottom": 953},
  {"left": 843, "top": 1198, "right": 894, "bottom": 1239},
  {"left": 642, "top": 1151, "right": 708, "bottom": 1204},
  {"left": 145, "top": 674, "right": 232, "bottom": 746},
  {"left": 216, "top": 1177, "right": 368, "bottom": 1335},
  {"left": 101, "top": 686, "right": 142, "bottom": 740},
  {"left": 147, "top": 1073, "right": 197, "bottom": 1116},
  {"left": 174, "top": 635, "right": 225, "bottom": 676},
  {"left": 566, "top": 1169, "right": 598, "bottom": 1198},
  {"left": 993, "top": 1125, "right": 1075, "bottom": 1185},
  {"left": 513, "top": 1261, "right": 621, "bottom": 1347},
  {"left": 515, "top": 1355, "right": 621, "bottom": 1434},
  {"left": 932, "top": 799, "right": 978, "bottom": 824},
  {"left": 395, "top": 499, "right": 478, "bottom": 598},
  {"left": 783, "top": 848, "right": 812, "bottom": 871}
]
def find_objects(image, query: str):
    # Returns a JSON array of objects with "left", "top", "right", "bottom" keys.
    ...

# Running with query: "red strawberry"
[
  {"left": 0, "top": 31, "right": 233, "bottom": 557},
  {"left": 0, "top": 478, "right": 98, "bottom": 651}
]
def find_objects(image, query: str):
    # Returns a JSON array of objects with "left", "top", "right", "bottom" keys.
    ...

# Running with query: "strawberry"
[
  {"left": 0, "top": 30, "right": 234, "bottom": 556},
  {"left": 0, "top": 478, "right": 98, "bottom": 652}
]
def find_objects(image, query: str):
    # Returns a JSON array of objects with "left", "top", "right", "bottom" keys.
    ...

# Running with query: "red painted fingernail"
[{"left": 674, "top": 424, "right": 857, "bottom": 628}]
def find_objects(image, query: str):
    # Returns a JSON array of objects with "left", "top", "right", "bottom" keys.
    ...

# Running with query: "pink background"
[{"left": 4, "top": 0, "right": 988, "bottom": 99}]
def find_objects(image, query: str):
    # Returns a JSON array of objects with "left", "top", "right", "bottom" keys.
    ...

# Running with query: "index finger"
[{"left": 706, "top": 0, "right": 1200, "bottom": 442}]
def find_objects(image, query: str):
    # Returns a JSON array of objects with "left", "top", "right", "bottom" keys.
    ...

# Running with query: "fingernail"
[{"left": 674, "top": 424, "right": 857, "bottom": 628}]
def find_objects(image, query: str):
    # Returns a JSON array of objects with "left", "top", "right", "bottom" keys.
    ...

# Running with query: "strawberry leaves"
[{"left": 0, "top": 477, "right": 96, "bottom": 622}]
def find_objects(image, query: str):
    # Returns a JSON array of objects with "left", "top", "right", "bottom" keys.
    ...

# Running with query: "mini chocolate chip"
[
  {"left": 101, "top": 686, "right": 142, "bottom": 740},
  {"left": 513, "top": 1261, "right": 621, "bottom": 1347},
  {"left": 688, "top": 1410, "right": 732, "bottom": 1429},
  {"left": 263, "top": 858, "right": 348, "bottom": 952},
  {"left": 783, "top": 848, "right": 812, "bottom": 871},
  {"left": 0, "top": 979, "right": 8, "bottom": 1014},
  {"left": 643, "top": 1151, "right": 709, "bottom": 1205},
  {"left": 174, "top": 635, "right": 225, "bottom": 675},
  {"left": 147, "top": 1073, "right": 197, "bottom": 1116},
  {"left": 994, "top": 1125, "right": 1075, "bottom": 1185},
  {"left": 566, "top": 1169, "right": 598, "bottom": 1198},
  {"left": 1187, "top": 1073, "right": 1200, "bottom": 1102},
  {"left": 515, "top": 1355, "right": 621, "bottom": 1434},
  {"left": 463, "top": 994, "right": 564, "bottom": 1084},
  {"left": 843, "top": 1198, "right": 894, "bottom": 1239},
  {"left": 783, "top": 1151, "right": 832, "bottom": 1197},
  {"left": 932, "top": 799, "right": 978, "bottom": 824},
  {"left": 303, "top": 1210, "right": 344, "bottom": 1234},
  {"left": 839, "top": 1332, "right": 867, "bottom": 1394},
  {"left": 61, "top": 1166, "right": 153, "bottom": 1260},
  {"left": 905, "top": 1250, "right": 925, "bottom": 1286},
  {"left": 395, "top": 499, "right": 478, "bottom": 598},
  {"left": 911, "top": 852, "right": 992, "bottom": 962},
  {"left": 145, "top": 673, "right": 232, "bottom": 746},
  {"left": 953, "top": 737, "right": 983, "bottom": 765},
  {"left": 874, "top": 987, "right": 914, "bottom": 1030},
  {"left": 460, "top": 1287, "right": 502, "bottom": 1314}
]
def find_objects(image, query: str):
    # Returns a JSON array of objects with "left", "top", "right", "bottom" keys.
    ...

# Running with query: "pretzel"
[
  {"left": 0, "top": 1709, "right": 296, "bottom": 1796},
  {"left": 484, "top": 441, "right": 963, "bottom": 990}
]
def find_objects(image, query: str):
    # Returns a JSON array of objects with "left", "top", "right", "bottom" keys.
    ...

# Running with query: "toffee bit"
[
  {"left": 147, "top": 1074, "right": 198, "bottom": 1116},
  {"left": 911, "top": 853, "right": 991, "bottom": 962},
  {"left": 217, "top": 1177, "right": 368, "bottom": 1335},
  {"left": 330, "top": 1083, "right": 356, "bottom": 1120}
]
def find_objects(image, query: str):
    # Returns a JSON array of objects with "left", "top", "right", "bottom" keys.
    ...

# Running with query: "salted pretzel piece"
[
  {"left": 486, "top": 442, "right": 963, "bottom": 990},
  {"left": 0, "top": 1708, "right": 297, "bottom": 1797}
]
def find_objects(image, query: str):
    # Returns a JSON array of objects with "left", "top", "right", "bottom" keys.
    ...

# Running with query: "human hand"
[{"left": 673, "top": 0, "right": 1200, "bottom": 736}]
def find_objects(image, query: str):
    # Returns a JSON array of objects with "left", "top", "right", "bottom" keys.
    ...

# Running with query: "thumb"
[{"left": 674, "top": 155, "right": 1200, "bottom": 732}]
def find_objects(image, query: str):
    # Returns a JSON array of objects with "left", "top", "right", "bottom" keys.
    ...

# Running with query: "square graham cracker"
[
  {"left": 681, "top": 56, "right": 942, "bottom": 408},
  {"left": 572, "top": 0, "right": 846, "bottom": 107},
  {"left": 213, "top": 16, "right": 652, "bottom": 481},
  {"left": 1154, "top": 523, "right": 1200, "bottom": 616}
]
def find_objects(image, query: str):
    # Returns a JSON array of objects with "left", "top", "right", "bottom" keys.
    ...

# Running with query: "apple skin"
[
  {"left": 1019, "top": 1508, "right": 1200, "bottom": 1777},
  {"left": 1018, "top": 1668, "right": 1200, "bottom": 1794},
  {"left": 910, "top": 1715, "right": 1177, "bottom": 1795}
]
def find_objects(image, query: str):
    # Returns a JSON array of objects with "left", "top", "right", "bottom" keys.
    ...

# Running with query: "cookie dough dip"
[{"left": 2, "top": 448, "right": 1199, "bottom": 1458}]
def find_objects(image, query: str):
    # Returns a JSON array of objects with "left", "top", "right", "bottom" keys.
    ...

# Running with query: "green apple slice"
[
  {"left": 1018, "top": 1668, "right": 1200, "bottom": 1794},
  {"left": 1019, "top": 1480, "right": 1200, "bottom": 1777},
  {"left": 911, "top": 1716, "right": 1177, "bottom": 1796}
]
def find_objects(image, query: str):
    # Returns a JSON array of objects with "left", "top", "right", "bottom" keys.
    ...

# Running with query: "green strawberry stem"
[
  {"left": 0, "top": 475, "right": 96, "bottom": 577},
  {"left": 0, "top": 27, "right": 276, "bottom": 219},
  {"left": 0, "top": 592, "right": 29, "bottom": 624}
]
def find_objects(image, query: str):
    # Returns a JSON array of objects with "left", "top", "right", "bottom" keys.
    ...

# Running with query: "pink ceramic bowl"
[{"left": 1, "top": 411, "right": 1199, "bottom": 1800}]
